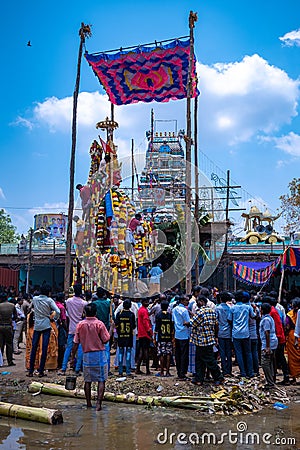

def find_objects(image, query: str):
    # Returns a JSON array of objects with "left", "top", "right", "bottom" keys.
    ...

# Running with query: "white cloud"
[
  {"left": 197, "top": 54, "right": 299, "bottom": 145},
  {"left": 12, "top": 117, "right": 34, "bottom": 130},
  {"left": 11, "top": 202, "right": 70, "bottom": 235},
  {"left": 17, "top": 54, "right": 300, "bottom": 153},
  {"left": 33, "top": 96, "right": 72, "bottom": 132},
  {"left": 217, "top": 116, "right": 235, "bottom": 129},
  {"left": 33, "top": 92, "right": 123, "bottom": 132},
  {"left": 0, "top": 187, "right": 5, "bottom": 199},
  {"left": 260, "top": 132, "right": 300, "bottom": 157},
  {"left": 28, "top": 202, "right": 69, "bottom": 216},
  {"left": 276, "top": 160, "right": 287, "bottom": 169},
  {"left": 30, "top": 92, "right": 155, "bottom": 156},
  {"left": 279, "top": 29, "right": 300, "bottom": 47}
]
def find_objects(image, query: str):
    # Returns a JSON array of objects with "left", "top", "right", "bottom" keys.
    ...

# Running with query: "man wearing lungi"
[{"left": 72, "top": 303, "right": 114, "bottom": 411}]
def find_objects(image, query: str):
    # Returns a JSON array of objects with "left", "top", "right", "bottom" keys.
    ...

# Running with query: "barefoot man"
[{"left": 72, "top": 303, "right": 114, "bottom": 411}]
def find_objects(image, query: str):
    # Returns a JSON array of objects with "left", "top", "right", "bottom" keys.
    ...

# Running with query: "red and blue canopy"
[
  {"left": 233, "top": 248, "right": 300, "bottom": 286},
  {"left": 233, "top": 259, "right": 281, "bottom": 286},
  {"left": 85, "top": 39, "right": 198, "bottom": 105}
]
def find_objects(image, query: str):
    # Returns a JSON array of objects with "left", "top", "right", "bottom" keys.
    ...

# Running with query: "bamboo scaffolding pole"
[
  {"left": 278, "top": 249, "right": 287, "bottom": 303},
  {"left": 28, "top": 382, "right": 225, "bottom": 411},
  {"left": 0, "top": 401, "right": 63, "bottom": 425},
  {"left": 64, "top": 23, "right": 91, "bottom": 293},
  {"left": 278, "top": 264, "right": 285, "bottom": 304},
  {"left": 193, "top": 93, "right": 199, "bottom": 285}
]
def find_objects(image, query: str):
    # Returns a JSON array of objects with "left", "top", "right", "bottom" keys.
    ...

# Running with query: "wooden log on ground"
[
  {"left": 28, "top": 381, "right": 86, "bottom": 399},
  {"left": 0, "top": 401, "right": 63, "bottom": 425},
  {"left": 28, "top": 382, "right": 225, "bottom": 411}
]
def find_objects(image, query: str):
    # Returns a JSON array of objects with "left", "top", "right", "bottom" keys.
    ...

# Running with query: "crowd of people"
[{"left": 0, "top": 283, "right": 300, "bottom": 410}]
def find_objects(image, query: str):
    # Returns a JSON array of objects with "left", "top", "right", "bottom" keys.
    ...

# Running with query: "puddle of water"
[
  {"left": 0, "top": 393, "right": 299, "bottom": 449},
  {"left": 0, "top": 428, "right": 25, "bottom": 449}
]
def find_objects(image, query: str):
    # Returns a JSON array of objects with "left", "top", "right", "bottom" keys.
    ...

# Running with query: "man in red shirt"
[
  {"left": 266, "top": 296, "right": 289, "bottom": 384},
  {"left": 125, "top": 214, "right": 144, "bottom": 257},
  {"left": 136, "top": 298, "right": 152, "bottom": 375},
  {"left": 72, "top": 303, "right": 114, "bottom": 411},
  {"left": 76, "top": 184, "right": 92, "bottom": 221},
  {"left": 128, "top": 213, "right": 142, "bottom": 232}
]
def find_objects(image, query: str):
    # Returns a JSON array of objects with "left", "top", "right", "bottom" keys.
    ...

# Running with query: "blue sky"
[{"left": 1, "top": 0, "right": 300, "bottom": 234}]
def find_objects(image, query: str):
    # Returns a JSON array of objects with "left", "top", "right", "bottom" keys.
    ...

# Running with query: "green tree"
[
  {"left": 0, "top": 209, "right": 19, "bottom": 243},
  {"left": 279, "top": 178, "right": 300, "bottom": 234}
]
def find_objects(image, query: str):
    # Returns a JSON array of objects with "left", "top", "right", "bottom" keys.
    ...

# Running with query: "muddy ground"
[{"left": 1, "top": 345, "right": 299, "bottom": 415}]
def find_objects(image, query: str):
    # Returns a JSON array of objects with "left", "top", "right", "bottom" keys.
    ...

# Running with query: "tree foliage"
[
  {"left": 0, "top": 209, "right": 19, "bottom": 244},
  {"left": 279, "top": 178, "right": 300, "bottom": 234}
]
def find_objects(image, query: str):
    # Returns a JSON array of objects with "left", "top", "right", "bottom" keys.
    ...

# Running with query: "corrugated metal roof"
[{"left": 0, "top": 267, "right": 19, "bottom": 290}]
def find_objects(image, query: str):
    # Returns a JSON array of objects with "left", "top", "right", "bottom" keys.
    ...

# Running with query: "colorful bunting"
[
  {"left": 85, "top": 39, "right": 198, "bottom": 105},
  {"left": 233, "top": 248, "right": 300, "bottom": 285},
  {"left": 233, "top": 259, "right": 281, "bottom": 286}
]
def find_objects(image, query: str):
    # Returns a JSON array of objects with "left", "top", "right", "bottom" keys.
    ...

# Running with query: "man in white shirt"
[
  {"left": 28, "top": 285, "right": 60, "bottom": 377},
  {"left": 59, "top": 284, "right": 87, "bottom": 375},
  {"left": 13, "top": 298, "right": 25, "bottom": 354},
  {"left": 200, "top": 288, "right": 216, "bottom": 310},
  {"left": 148, "top": 264, "right": 163, "bottom": 296}
]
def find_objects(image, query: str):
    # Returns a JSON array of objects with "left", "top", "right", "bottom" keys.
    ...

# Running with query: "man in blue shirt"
[
  {"left": 216, "top": 292, "right": 233, "bottom": 376},
  {"left": 249, "top": 298, "right": 260, "bottom": 376},
  {"left": 138, "top": 264, "right": 148, "bottom": 281},
  {"left": 259, "top": 302, "right": 278, "bottom": 388},
  {"left": 28, "top": 285, "right": 60, "bottom": 377},
  {"left": 148, "top": 264, "right": 163, "bottom": 296},
  {"left": 172, "top": 295, "right": 190, "bottom": 381},
  {"left": 228, "top": 290, "right": 256, "bottom": 378}
]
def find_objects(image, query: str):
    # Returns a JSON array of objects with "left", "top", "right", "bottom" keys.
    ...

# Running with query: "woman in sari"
[
  {"left": 285, "top": 297, "right": 300, "bottom": 383},
  {"left": 25, "top": 310, "right": 59, "bottom": 371}
]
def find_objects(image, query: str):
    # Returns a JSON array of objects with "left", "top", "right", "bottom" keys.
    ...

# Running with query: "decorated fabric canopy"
[
  {"left": 282, "top": 247, "right": 300, "bottom": 272},
  {"left": 85, "top": 39, "right": 198, "bottom": 105},
  {"left": 233, "top": 259, "right": 281, "bottom": 286}
]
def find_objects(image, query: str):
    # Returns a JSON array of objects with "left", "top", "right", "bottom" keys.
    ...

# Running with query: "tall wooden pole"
[
  {"left": 193, "top": 93, "right": 199, "bottom": 285},
  {"left": 150, "top": 108, "right": 154, "bottom": 152},
  {"left": 64, "top": 23, "right": 91, "bottom": 294},
  {"left": 131, "top": 139, "right": 134, "bottom": 201},
  {"left": 111, "top": 103, "right": 114, "bottom": 121},
  {"left": 278, "top": 263, "right": 285, "bottom": 304},
  {"left": 110, "top": 103, "right": 115, "bottom": 141},
  {"left": 150, "top": 108, "right": 155, "bottom": 209},
  {"left": 185, "top": 11, "right": 197, "bottom": 294},
  {"left": 224, "top": 170, "right": 230, "bottom": 250},
  {"left": 26, "top": 228, "right": 33, "bottom": 294}
]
